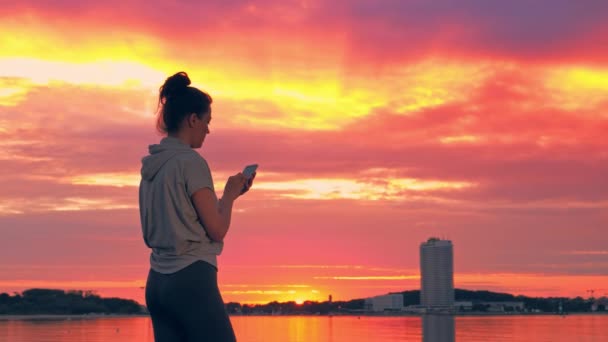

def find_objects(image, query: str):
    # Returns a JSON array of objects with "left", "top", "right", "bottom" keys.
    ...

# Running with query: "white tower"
[{"left": 420, "top": 238, "right": 454, "bottom": 309}]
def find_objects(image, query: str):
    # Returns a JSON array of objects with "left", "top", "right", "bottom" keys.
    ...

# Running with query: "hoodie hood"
[{"left": 141, "top": 137, "right": 193, "bottom": 181}]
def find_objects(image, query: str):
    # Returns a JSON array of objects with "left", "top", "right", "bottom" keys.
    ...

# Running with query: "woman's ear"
[{"left": 188, "top": 113, "right": 198, "bottom": 128}]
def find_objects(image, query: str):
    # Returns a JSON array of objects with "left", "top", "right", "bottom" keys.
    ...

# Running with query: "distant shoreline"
[
  {"left": 0, "top": 314, "right": 150, "bottom": 321},
  {"left": 1, "top": 312, "right": 607, "bottom": 320}
]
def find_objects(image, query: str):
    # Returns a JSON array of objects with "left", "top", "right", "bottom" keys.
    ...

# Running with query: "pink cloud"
[{"left": 2, "top": 69, "right": 607, "bottom": 212}]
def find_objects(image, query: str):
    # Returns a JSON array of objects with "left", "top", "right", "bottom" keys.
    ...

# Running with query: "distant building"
[
  {"left": 454, "top": 301, "right": 473, "bottom": 312},
  {"left": 479, "top": 301, "right": 525, "bottom": 312},
  {"left": 403, "top": 305, "right": 427, "bottom": 314},
  {"left": 364, "top": 294, "right": 404, "bottom": 312},
  {"left": 591, "top": 298, "right": 607, "bottom": 312},
  {"left": 420, "top": 238, "right": 454, "bottom": 310}
]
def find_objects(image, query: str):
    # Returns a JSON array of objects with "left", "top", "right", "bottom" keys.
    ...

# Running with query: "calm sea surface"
[{"left": 1, "top": 315, "right": 607, "bottom": 341}]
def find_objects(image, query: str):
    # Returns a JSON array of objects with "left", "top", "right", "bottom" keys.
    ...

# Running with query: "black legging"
[{"left": 146, "top": 260, "right": 236, "bottom": 342}]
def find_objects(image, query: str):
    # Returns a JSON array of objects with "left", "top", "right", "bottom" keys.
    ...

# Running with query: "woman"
[{"left": 139, "top": 71, "right": 253, "bottom": 341}]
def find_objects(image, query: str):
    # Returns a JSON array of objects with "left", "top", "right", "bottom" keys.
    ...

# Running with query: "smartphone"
[{"left": 242, "top": 164, "right": 258, "bottom": 179}]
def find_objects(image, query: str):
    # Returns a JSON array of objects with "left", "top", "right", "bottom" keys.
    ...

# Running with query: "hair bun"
[{"left": 160, "top": 71, "right": 191, "bottom": 100}]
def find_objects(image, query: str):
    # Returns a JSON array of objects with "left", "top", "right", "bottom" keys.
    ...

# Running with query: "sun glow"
[
  {"left": 68, "top": 173, "right": 141, "bottom": 187},
  {"left": 439, "top": 135, "right": 481, "bottom": 144},
  {"left": 257, "top": 177, "right": 475, "bottom": 200},
  {"left": 545, "top": 66, "right": 608, "bottom": 112},
  {"left": 0, "top": 58, "right": 165, "bottom": 88}
]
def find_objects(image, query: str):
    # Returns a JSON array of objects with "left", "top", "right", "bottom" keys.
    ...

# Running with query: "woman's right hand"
[{"left": 223, "top": 173, "right": 247, "bottom": 201}]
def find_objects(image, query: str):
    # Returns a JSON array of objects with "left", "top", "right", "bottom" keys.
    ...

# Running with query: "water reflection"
[
  {"left": 3, "top": 315, "right": 608, "bottom": 341},
  {"left": 422, "top": 314, "right": 455, "bottom": 342}
]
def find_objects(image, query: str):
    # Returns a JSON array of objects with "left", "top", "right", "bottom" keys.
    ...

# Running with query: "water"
[{"left": 1, "top": 315, "right": 607, "bottom": 341}]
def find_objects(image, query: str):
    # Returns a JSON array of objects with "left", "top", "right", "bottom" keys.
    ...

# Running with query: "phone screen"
[{"left": 243, "top": 164, "right": 258, "bottom": 179}]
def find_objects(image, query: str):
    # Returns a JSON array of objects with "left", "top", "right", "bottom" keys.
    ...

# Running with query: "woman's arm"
[
  {"left": 191, "top": 188, "right": 234, "bottom": 242},
  {"left": 191, "top": 173, "right": 251, "bottom": 242}
]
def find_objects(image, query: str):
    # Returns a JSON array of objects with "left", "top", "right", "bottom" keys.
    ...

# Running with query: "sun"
[{"left": 295, "top": 299, "right": 304, "bottom": 305}]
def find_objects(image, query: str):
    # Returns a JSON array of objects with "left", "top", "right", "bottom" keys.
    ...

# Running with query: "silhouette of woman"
[{"left": 139, "top": 71, "right": 254, "bottom": 341}]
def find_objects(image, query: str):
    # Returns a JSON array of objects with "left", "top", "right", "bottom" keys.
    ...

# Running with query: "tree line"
[
  {"left": 225, "top": 289, "right": 603, "bottom": 315},
  {"left": 0, "top": 289, "right": 144, "bottom": 315},
  {"left": 0, "top": 288, "right": 603, "bottom": 315}
]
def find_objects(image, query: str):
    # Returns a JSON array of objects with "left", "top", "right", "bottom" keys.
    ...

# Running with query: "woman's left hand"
[{"left": 241, "top": 172, "right": 256, "bottom": 195}]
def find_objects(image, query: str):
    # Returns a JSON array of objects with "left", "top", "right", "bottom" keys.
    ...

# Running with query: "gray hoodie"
[{"left": 139, "top": 136, "right": 222, "bottom": 274}]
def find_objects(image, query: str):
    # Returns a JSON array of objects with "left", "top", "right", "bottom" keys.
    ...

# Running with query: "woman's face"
[{"left": 191, "top": 111, "right": 211, "bottom": 148}]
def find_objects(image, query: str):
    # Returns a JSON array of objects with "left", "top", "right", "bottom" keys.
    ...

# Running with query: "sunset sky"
[{"left": 1, "top": 0, "right": 607, "bottom": 305}]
